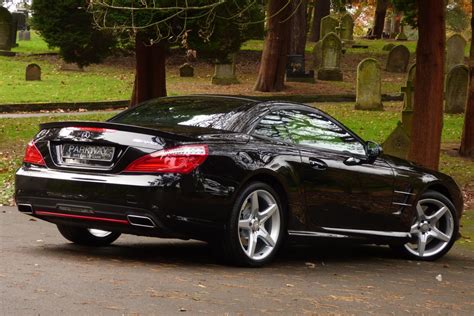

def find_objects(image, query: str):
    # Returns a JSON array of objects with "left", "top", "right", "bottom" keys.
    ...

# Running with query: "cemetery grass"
[{"left": 12, "top": 31, "right": 58, "bottom": 55}]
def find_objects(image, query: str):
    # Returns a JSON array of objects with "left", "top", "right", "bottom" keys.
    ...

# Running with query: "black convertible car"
[{"left": 15, "top": 96, "right": 463, "bottom": 266}]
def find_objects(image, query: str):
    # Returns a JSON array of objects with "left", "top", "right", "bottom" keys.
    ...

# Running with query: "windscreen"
[{"left": 110, "top": 97, "right": 254, "bottom": 131}]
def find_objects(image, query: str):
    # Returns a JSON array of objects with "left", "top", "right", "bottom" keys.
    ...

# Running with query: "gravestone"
[
  {"left": 383, "top": 64, "right": 416, "bottom": 159},
  {"left": 212, "top": 56, "right": 238, "bottom": 85},
  {"left": 10, "top": 12, "right": 19, "bottom": 48},
  {"left": 382, "top": 43, "right": 395, "bottom": 51},
  {"left": 320, "top": 15, "right": 339, "bottom": 40},
  {"left": 386, "top": 45, "right": 409, "bottom": 73},
  {"left": 355, "top": 58, "right": 383, "bottom": 110},
  {"left": 445, "top": 64, "right": 468, "bottom": 114},
  {"left": 286, "top": 55, "right": 315, "bottom": 83},
  {"left": 60, "top": 62, "right": 84, "bottom": 72},
  {"left": 317, "top": 32, "right": 343, "bottom": 81},
  {"left": 446, "top": 34, "right": 466, "bottom": 72},
  {"left": 179, "top": 63, "right": 194, "bottom": 77},
  {"left": 339, "top": 14, "right": 354, "bottom": 45},
  {"left": 23, "top": 30, "right": 30, "bottom": 41},
  {"left": 396, "top": 24, "right": 408, "bottom": 41},
  {"left": 312, "top": 40, "right": 323, "bottom": 70},
  {"left": 26, "top": 64, "right": 41, "bottom": 81},
  {"left": 0, "top": 7, "right": 12, "bottom": 51},
  {"left": 15, "top": 12, "right": 26, "bottom": 30},
  {"left": 18, "top": 30, "right": 24, "bottom": 41}
]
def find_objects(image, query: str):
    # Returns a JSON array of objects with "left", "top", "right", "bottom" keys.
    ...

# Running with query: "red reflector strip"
[
  {"left": 35, "top": 210, "right": 129, "bottom": 225},
  {"left": 64, "top": 127, "right": 116, "bottom": 133}
]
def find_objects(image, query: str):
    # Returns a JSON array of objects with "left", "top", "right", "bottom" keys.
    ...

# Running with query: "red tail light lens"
[
  {"left": 24, "top": 141, "right": 46, "bottom": 166},
  {"left": 124, "top": 145, "right": 208, "bottom": 174}
]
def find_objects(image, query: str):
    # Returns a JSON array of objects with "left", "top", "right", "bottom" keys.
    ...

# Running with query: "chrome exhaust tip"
[
  {"left": 17, "top": 203, "right": 34, "bottom": 214},
  {"left": 127, "top": 215, "right": 156, "bottom": 228}
]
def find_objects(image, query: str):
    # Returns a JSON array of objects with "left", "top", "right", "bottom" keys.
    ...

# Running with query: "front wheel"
[
  {"left": 57, "top": 225, "right": 121, "bottom": 246},
  {"left": 222, "top": 182, "right": 286, "bottom": 267},
  {"left": 394, "top": 191, "right": 459, "bottom": 261}
]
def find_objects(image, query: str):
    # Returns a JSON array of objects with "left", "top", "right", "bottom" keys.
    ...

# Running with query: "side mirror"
[{"left": 366, "top": 141, "right": 383, "bottom": 159}]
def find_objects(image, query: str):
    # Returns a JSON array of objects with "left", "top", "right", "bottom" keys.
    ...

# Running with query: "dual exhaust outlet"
[{"left": 18, "top": 203, "right": 156, "bottom": 228}]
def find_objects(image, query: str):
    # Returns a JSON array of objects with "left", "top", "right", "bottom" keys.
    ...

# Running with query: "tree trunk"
[
  {"left": 373, "top": 0, "right": 389, "bottom": 39},
  {"left": 460, "top": 0, "right": 474, "bottom": 157},
  {"left": 289, "top": 0, "right": 308, "bottom": 55},
  {"left": 408, "top": 0, "right": 445, "bottom": 170},
  {"left": 254, "top": 0, "right": 291, "bottom": 92},
  {"left": 309, "top": 0, "right": 330, "bottom": 42},
  {"left": 130, "top": 34, "right": 167, "bottom": 107}
]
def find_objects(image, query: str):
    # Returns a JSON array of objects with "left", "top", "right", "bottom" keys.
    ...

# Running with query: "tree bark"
[
  {"left": 289, "top": 0, "right": 308, "bottom": 55},
  {"left": 254, "top": 0, "right": 291, "bottom": 92},
  {"left": 408, "top": 0, "right": 446, "bottom": 170},
  {"left": 373, "top": 0, "right": 389, "bottom": 39},
  {"left": 130, "top": 34, "right": 167, "bottom": 107},
  {"left": 460, "top": 0, "right": 474, "bottom": 157},
  {"left": 309, "top": 0, "right": 330, "bottom": 42}
]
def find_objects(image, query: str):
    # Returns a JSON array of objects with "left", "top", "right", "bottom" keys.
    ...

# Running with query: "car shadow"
[{"left": 31, "top": 237, "right": 455, "bottom": 268}]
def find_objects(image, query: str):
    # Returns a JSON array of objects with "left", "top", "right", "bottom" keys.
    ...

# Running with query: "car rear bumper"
[{"left": 15, "top": 166, "right": 232, "bottom": 240}]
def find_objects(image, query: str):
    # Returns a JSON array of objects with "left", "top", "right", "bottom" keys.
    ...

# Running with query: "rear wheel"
[
  {"left": 222, "top": 182, "right": 285, "bottom": 266},
  {"left": 57, "top": 225, "right": 121, "bottom": 246},
  {"left": 393, "top": 191, "right": 459, "bottom": 261}
]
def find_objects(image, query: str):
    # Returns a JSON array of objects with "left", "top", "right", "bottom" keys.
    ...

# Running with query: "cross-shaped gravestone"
[{"left": 400, "top": 81, "right": 414, "bottom": 111}]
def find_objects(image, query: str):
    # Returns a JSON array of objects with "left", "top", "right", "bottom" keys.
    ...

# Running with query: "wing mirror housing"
[{"left": 366, "top": 141, "right": 383, "bottom": 161}]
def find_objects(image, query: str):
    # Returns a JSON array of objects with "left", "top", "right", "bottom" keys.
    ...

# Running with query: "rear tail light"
[
  {"left": 24, "top": 141, "right": 46, "bottom": 166},
  {"left": 124, "top": 145, "right": 208, "bottom": 174}
]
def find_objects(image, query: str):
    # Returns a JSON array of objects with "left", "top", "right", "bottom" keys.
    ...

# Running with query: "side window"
[
  {"left": 282, "top": 109, "right": 366, "bottom": 155},
  {"left": 253, "top": 112, "right": 292, "bottom": 142}
]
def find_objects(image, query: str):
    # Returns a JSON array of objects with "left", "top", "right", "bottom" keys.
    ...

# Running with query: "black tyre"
[
  {"left": 222, "top": 182, "right": 286, "bottom": 267},
  {"left": 393, "top": 191, "right": 459, "bottom": 261},
  {"left": 57, "top": 225, "right": 121, "bottom": 246}
]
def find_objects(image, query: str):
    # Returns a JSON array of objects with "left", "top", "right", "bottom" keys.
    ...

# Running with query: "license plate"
[{"left": 62, "top": 144, "right": 115, "bottom": 162}]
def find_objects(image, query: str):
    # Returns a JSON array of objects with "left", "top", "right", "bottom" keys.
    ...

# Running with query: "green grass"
[
  {"left": 0, "top": 56, "right": 134, "bottom": 104},
  {"left": 12, "top": 31, "right": 58, "bottom": 55}
]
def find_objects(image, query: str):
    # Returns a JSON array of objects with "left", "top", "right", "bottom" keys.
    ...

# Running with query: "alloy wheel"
[
  {"left": 404, "top": 198, "right": 454, "bottom": 258},
  {"left": 238, "top": 189, "right": 281, "bottom": 261}
]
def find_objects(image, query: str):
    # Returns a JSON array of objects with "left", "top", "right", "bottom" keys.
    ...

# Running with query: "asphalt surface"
[{"left": 1, "top": 206, "right": 474, "bottom": 315}]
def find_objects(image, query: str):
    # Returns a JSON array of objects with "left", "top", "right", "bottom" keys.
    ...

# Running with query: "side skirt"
[{"left": 288, "top": 228, "right": 411, "bottom": 239}]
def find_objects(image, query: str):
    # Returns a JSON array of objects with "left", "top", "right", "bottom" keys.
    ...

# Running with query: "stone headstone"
[
  {"left": 355, "top": 58, "right": 383, "bottom": 110},
  {"left": 0, "top": 7, "right": 12, "bottom": 51},
  {"left": 400, "top": 64, "right": 416, "bottom": 136},
  {"left": 26, "top": 64, "right": 41, "bottom": 81},
  {"left": 60, "top": 62, "right": 84, "bottom": 72},
  {"left": 15, "top": 12, "right": 26, "bottom": 31},
  {"left": 383, "top": 64, "right": 416, "bottom": 159},
  {"left": 10, "top": 12, "right": 19, "bottom": 48},
  {"left": 211, "top": 57, "right": 238, "bottom": 85},
  {"left": 23, "top": 30, "right": 30, "bottom": 41},
  {"left": 445, "top": 64, "right": 468, "bottom": 114},
  {"left": 317, "top": 32, "right": 343, "bottom": 81},
  {"left": 286, "top": 55, "right": 315, "bottom": 83},
  {"left": 396, "top": 24, "right": 408, "bottom": 41},
  {"left": 18, "top": 30, "right": 24, "bottom": 41},
  {"left": 312, "top": 40, "right": 323, "bottom": 70},
  {"left": 179, "top": 63, "right": 194, "bottom": 77},
  {"left": 320, "top": 15, "right": 339, "bottom": 40},
  {"left": 386, "top": 45, "right": 409, "bottom": 73},
  {"left": 382, "top": 43, "right": 395, "bottom": 51},
  {"left": 446, "top": 34, "right": 466, "bottom": 72},
  {"left": 339, "top": 14, "right": 354, "bottom": 45}
]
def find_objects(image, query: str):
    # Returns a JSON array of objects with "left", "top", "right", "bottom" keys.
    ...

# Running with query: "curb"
[{"left": 0, "top": 94, "right": 403, "bottom": 114}]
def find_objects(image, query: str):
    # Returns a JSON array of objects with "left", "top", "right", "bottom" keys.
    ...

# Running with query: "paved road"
[
  {"left": 1, "top": 206, "right": 474, "bottom": 315},
  {"left": 0, "top": 110, "right": 121, "bottom": 119}
]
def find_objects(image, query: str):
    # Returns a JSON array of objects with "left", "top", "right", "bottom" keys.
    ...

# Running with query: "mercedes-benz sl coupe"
[{"left": 15, "top": 96, "right": 463, "bottom": 266}]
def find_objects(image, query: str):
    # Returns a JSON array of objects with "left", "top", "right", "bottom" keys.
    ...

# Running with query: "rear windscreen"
[{"left": 110, "top": 97, "right": 254, "bottom": 131}]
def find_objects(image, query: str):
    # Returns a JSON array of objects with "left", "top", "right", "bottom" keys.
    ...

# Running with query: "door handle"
[{"left": 309, "top": 158, "right": 327, "bottom": 170}]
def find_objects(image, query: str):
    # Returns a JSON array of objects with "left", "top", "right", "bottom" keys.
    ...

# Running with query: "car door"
[{"left": 278, "top": 108, "right": 398, "bottom": 233}]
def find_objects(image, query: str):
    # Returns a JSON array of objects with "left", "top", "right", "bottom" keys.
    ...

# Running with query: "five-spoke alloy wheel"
[
  {"left": 396, "top": 191, "right": 459, "bottom": 261},
  {"left": 223, "top": 182, "right": 285, "bottom": 266}
]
